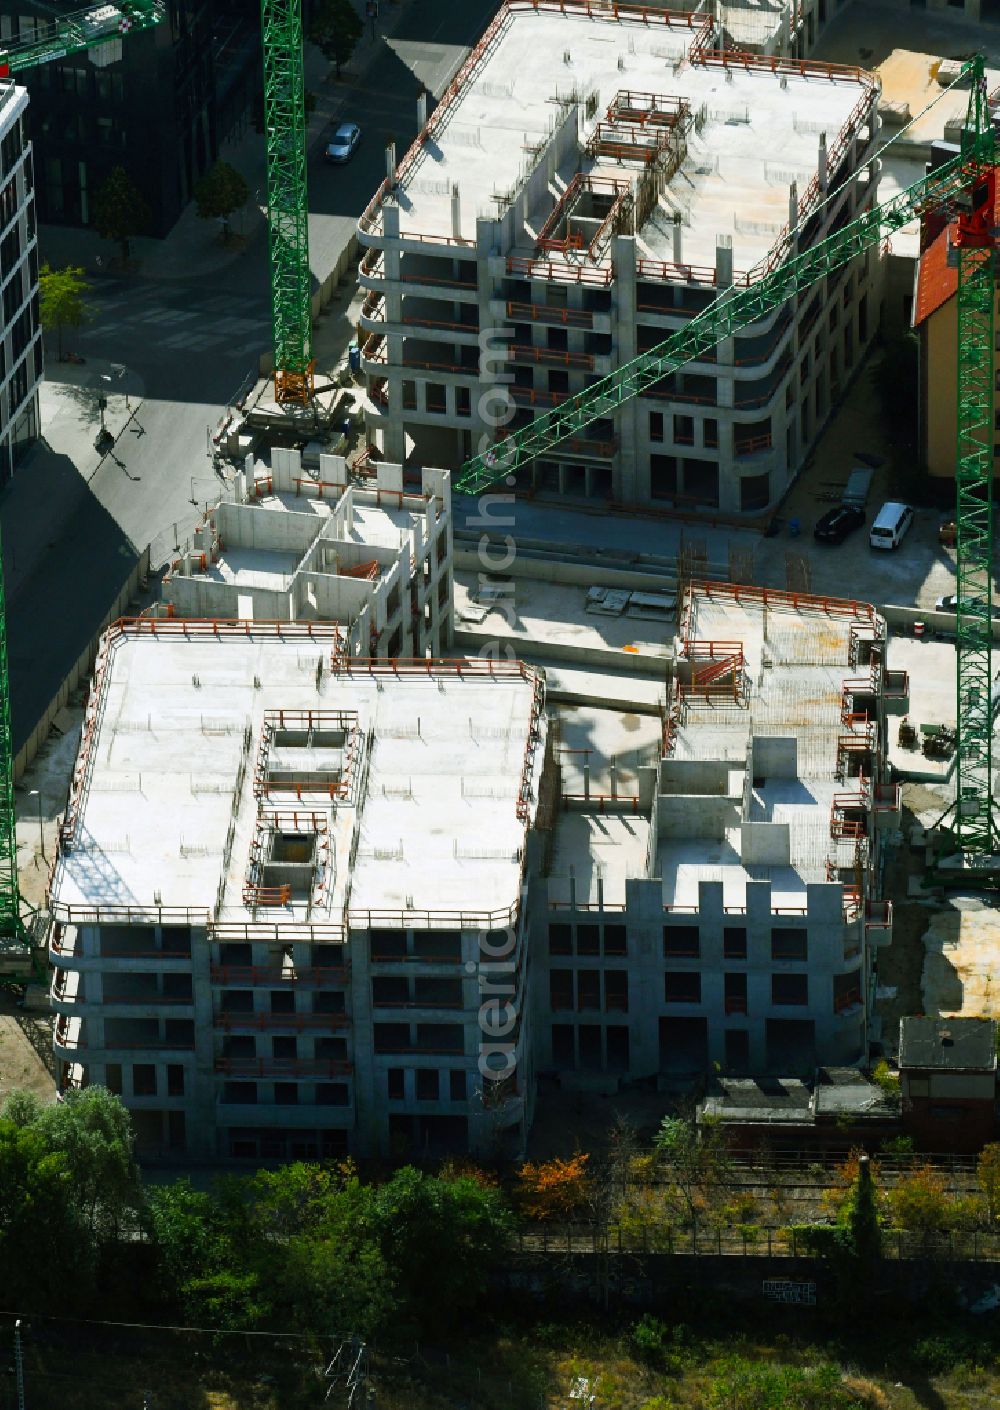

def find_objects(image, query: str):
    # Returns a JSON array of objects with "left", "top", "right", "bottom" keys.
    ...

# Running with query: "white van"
[{"left": 870, "top": 501, "right": 914, "bottom": 550}]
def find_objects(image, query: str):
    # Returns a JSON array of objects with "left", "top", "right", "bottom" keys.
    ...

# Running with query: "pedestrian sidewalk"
[{"left": 38, "top": 0, "right": 415, "bottom": 288}]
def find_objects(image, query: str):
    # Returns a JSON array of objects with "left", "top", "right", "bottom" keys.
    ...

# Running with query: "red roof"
[{"left": 913, "top": 223, "right": 955, "bottom": 328}]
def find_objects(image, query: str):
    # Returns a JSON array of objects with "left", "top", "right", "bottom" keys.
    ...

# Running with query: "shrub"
[
  {"left": 515, "top": 1154, "right": 591, "bottom": 1220},
  {"left": 889, "top": 1165, "right": 953, "bottom": 1233}
]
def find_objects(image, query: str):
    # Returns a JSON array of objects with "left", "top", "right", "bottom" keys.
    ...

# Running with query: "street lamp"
[{"left": 28, "top": 788, "right": 44, "bottom": 861}]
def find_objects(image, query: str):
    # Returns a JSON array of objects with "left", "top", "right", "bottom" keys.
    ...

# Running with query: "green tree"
[
  {"left": 193, "top": 160, "right": 250, "bottom": 240},
  {"left": 308, "top": 0, "right": 363, "bottom": 78},
  {"left": 33, "top": 1087, "right": 144, "bottom": 1245},
  {"left": 38, "top": 262, "right": 89, "bottom": 360},
  {"left": 0, "top": 1119, "right": 86, "bottom": 1310},
  {"left": 93, "top": 165, "right": 150, "bottom": 263},
  {"left": 890, "top": 1164, "right": 954, "bottom": 1240},
  {"left": 370, "top": 1165, "right": 514, "bottom": 1331},
  {"left": 652, "top": 1114, "right": 732, "bottom": 1232}
]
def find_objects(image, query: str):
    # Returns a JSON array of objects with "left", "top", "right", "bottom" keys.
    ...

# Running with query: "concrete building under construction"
[
  {"left": 161, "top": 454, "right": 454, "bottom": 659},
  {"left": 48, "top": 621, "right": 547, "bottom": 1161},
  {"left": 357, "top": 0, "right": 880, "bottom": 516},
  {"left": 47, "top": 575, "right": 903, "bottom": 1159}
]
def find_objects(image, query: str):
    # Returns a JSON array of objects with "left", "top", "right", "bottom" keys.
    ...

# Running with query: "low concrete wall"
[
  {"left": 454, "top": 541, "right": 683, "bottom": 593},
  {"left": 501, "top": 1250, "right": 1000, "bottom": 1310},
  {"left": 453, "top": 627, "right": 672, "bottom": 680},
  {"left": 884, "top": 602, "right": 1000, "bottom": 643},
  {"left": 13, "top": 546, "right": 151, "bottom": 783}
]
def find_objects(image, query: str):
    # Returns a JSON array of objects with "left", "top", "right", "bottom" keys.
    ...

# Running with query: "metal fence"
[{"left": 514, "top": 1222, "right": 1000, "bottom": 1261}]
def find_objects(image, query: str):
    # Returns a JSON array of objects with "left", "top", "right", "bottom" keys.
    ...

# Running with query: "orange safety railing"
[
  {"left": 563, "top": 436, "right": 616, "bottom": 459},
  {"left": 506, "top": 300, "right": 594, "bottom": 328},
  {"left": 509, "top": 344, "right": 595, "bottom": 370},
  {"left": 734, "top": 432, "right": 773, "bottom": 457},
  {"left": 688, "top": 580, "right": 877, "bottom": 624},
  {"left": 507, "top": 255, "right": 615, "bottom": 287},
  {"left": 243, "top": 884, "right": 292, "bottom": 908}
]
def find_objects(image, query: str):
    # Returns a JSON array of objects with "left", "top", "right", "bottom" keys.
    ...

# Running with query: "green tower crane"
[
  {"left": 456, "top": 56, "right": 999, "bottom": 859},
  {"left": 0, "top": 2, "right": 162, "bottom": 76},
  {"left": 260, "top": 0, "right": 313, "bottom": 407},
  {"left": 0, "top": 1, "right": 164, "bottom": 950}
]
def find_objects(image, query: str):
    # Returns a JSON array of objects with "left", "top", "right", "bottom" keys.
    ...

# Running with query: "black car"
[{"left": 813, "top": 504, "right": 865, "bottom": 545}]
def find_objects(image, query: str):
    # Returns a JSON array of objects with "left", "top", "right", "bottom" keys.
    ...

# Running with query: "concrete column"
[
  {"left": 818, "top": 132, "right": 828, "bottom": 194},
  {"left": 672, "top": 213, "right": 683, "bottom": 266},
  {"left": 451, "top": 185, "right": 462, "bottom": 241},
  {"left": 788, "top": 180, "right": 799, "bottom": 234},
  {"left": 715, "top": 235, "right": 733, "bottom": 290},
  {"left": 188, "top": 924, "right": 217, "bottom": 1159},
  {"left": 611, "top": 233, "right": 640, "bottom": 505},
  {"left": 385, "top": 140, "right": 397, "bottom": 184},
  {"left": 417, "top": 91, "right": 428, "bottom": 129}
]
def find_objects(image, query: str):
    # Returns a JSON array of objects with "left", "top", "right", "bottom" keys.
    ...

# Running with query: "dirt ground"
[{"left": 0, "top": 990, "right": 56, "bottom": 1105}]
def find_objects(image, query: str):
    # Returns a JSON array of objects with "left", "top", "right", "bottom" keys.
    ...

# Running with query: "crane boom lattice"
[{"left": 0, "top": 2, "right": 163, "bottom": 76}]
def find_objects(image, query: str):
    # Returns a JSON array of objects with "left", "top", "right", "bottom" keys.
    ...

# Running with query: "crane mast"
[
  {"left": 260, "top": 0, "right": 313, "bottom": 406},
  {"left": 456, "top": 57, "right": 998, "bottom": 859}
]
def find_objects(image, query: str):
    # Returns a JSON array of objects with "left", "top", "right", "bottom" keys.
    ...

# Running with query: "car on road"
[
  {"left": 813, "top": 504, "right": 865, "bottom": 545},
  {"left": 934, "top": 593, "right": 1000, "bottom": 617},
  {"left": 324, "top": 122, "right": 361, "bottom": 164}
]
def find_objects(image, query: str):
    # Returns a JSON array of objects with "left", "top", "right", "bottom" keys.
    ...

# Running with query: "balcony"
[
  {"left": 210, "top": 965, "right": 349, "bottom": 986},
  {"left": 215, "top": 1011, "right": 350, "bottom": 1031},
  {"left": 505, "top": 299, "right": 594, "bottom": 330},
  {"left": 214, "top": 1057, "right": 352, "bottom": 1078}
]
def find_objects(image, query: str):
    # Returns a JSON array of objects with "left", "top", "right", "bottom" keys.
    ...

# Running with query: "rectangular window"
[
  {"left": 548, "top": 923, "right": 572, "bottom": 956},
  {"left": 449, "top": 1070, "right": 467, "bottom": 1102},
  {"left": 723, "top": 926, "right": 747, "bottom": 959},
  {"left": 772, "top": 973, "right": 808, "bottom": 1006},
  {"left": 603, "top": 924, "right": 627, "bottom": 956},
  {"left": 549, "top": 969, "right": 574, "bottom": 1010},
  {"left": 771, "top": 928, "right": 807, "bottom": 961},
  {"left": 270, "top": 990, "right": 295, "bottom": 1014},
  {"left": 703, "top": 418, "right": 719, "bottom": 449},
  {"left": 604, "top": 970, "right": 628, "bottom": 1012},
  {"left": 576, "top": 969, "right": 601, "bottom": 1010},
  {"left": 649, "top": 411, "right": 664, "bottom": 442},
  {"left": 387, "top": 1068, "right": 405, "bottom": 1100},
  {"left": 576, "top": 924, "right": 600, "bottom": 956},
  {"left": 552, "top": 1024, "right": 574, "bottom": 1066},
  {"left": 416, "top": 1069, "right": 439, "bottom": 1101},
  {"left": 663, "top": 925, "right": 700, "bottom": 957},
  {"left": 673, "top": 413, "right": 694, "bottom": 445},
  {"left": 724, "top": 972, "right": 748, "bottom": 1015},
  {"left": 274, "top": 1081, "right": 299, "bottom": 1105},
  {"left": 166, "top": 1064, "right": 185, "bottom": 1097},
  {"left": 664, "top": 972, "right": 701, "bottom": 1004},
  {"left": 316, "top": 1083, "right": 349, "bottom": 1105},
  {"left": 724, "top": 1028, "right": 750, "bottom": 1071},
  {"left": 132, "top": 1064, "right": 156, "bottom": 1096}
]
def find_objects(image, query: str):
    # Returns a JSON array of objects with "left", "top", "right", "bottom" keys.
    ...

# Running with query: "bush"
[
  {"left": 629, "top": 1316, "right": 697, "bottom": 1374},
  {"left": 707, "top": 1356, "right": 886, "bottom": 1409}
]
